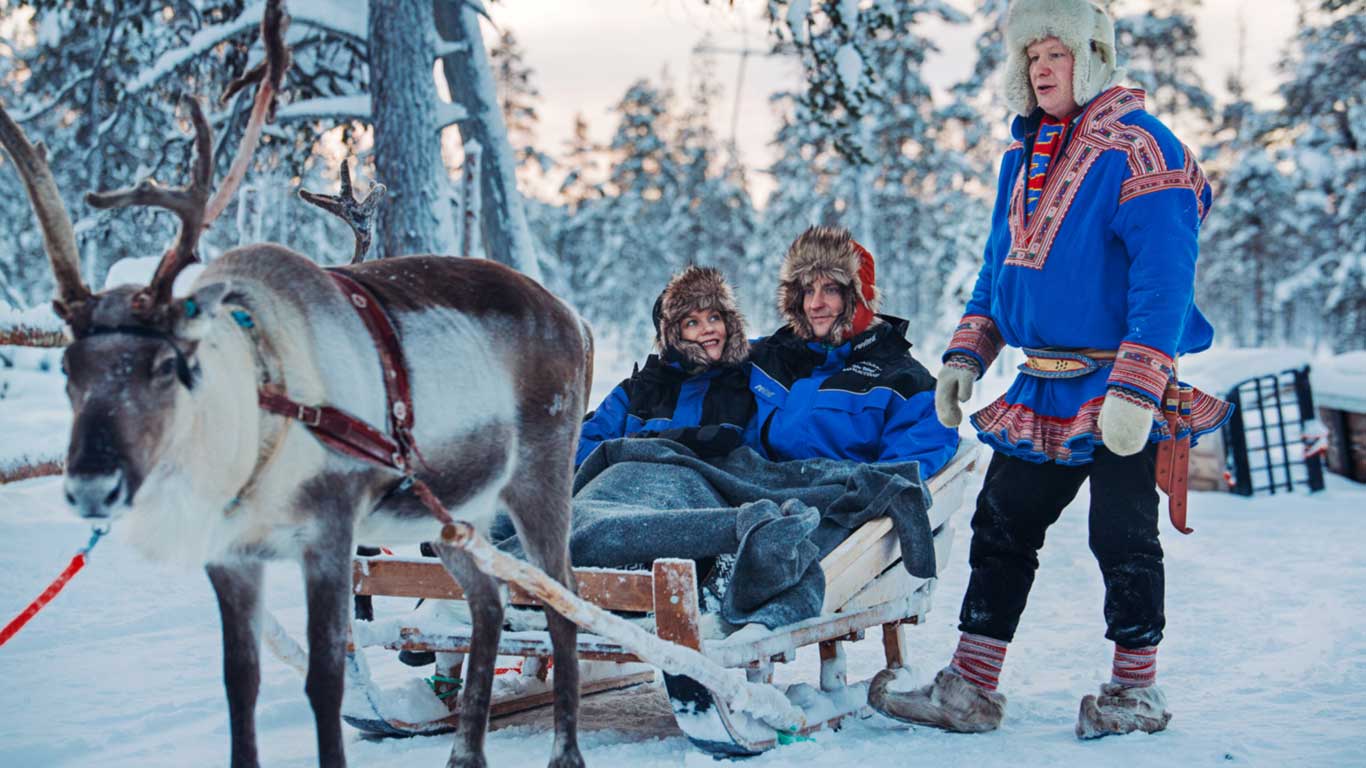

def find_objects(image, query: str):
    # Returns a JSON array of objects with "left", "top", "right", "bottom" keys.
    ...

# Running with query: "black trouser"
[{"left": 957, "top": 444, "right": 1164, "bottom": 649}]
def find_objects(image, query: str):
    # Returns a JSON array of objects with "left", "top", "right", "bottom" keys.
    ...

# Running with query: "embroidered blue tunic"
[{"left": 945, "top": 87, "right": 1232, "bottom": 465}]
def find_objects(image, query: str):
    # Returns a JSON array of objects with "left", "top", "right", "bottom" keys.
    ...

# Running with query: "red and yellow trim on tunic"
[
  {"left": 1107, "top": 341, "right": 1176, "bottom": 405},
  {"left": 971, "top": 385, "right": 1234, "bottom": 466},
  {"left": 945, "top": 314, "right": 1005, "bottom": 373}
]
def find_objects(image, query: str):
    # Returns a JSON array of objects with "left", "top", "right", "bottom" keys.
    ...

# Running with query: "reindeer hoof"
[
  {"left": 548, "top": 746, "right": 586, "bottom": 768},
  {"left": 446, "top": 754, "right": 487, "bottom": 768}
]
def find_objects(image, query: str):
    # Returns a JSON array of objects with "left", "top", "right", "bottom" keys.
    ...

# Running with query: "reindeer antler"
[
  {"left": 299, "top": 160, "right": 387, "bottom": 263},
  {"left": 0, "top": 104, "right": 92, "bottom": 321},
  {"left": 82, "top": 0, "right": 291, "bottom": 314},
  {"left": 86, "top": 97, "right": 213, "bottom": 309},
  {"left": 206, "top": 0, "right": 290, "bottom": 226}
]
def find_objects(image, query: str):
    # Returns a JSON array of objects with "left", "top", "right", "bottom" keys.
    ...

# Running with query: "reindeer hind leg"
[
  {"left": 433, "top": 545, "right": 506, "bottom": 768},
  {"left": 504, "top": 468, "right": 584, "bottom": 768}
]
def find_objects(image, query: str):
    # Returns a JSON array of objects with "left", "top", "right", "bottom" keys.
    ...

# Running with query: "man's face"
[
  {"left": 802, "top": 276, "right": 845, "bottom": 341},
  {"left": 1027, "top": 37, "right": 1080, "bottom": 118}
]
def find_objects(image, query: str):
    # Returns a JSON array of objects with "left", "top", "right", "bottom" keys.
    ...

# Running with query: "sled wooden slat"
[
  {"left": 381, "top": 627, "right": 646, "bottom": 663},
  {"left": 353, "top": 559, "right": 656, "bottom": 612},
  {"left": 345, "top": 442, "right": 983, "bottom": 752},
  {"left": 651, "top": 559, "right": 702, "bottom": 650},
  {"left": 702, "top": 588, "right": 933, "bottom": 669}
]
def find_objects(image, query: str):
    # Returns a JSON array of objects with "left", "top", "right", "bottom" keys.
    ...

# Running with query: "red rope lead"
[{"left": 0, "top": 527, "right": 106, "bottom": 648}]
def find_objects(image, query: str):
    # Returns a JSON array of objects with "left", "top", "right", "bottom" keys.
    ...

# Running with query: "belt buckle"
[{"left": 297, "top": 404, "right": 322, "bottom": 427}]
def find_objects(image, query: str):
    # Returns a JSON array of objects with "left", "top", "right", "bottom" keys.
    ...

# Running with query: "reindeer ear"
[{"left": 175, "top": 281, "right": 233, "bottom": 341}]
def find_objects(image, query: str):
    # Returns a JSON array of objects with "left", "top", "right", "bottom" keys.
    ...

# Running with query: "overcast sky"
[{"left": 484, "top": 0, "right": 1301, "bottom": 203}]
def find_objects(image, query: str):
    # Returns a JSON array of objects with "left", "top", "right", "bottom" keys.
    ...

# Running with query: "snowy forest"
[{"left": 0, "top": 0, "right": 1363, "bottom": 358}]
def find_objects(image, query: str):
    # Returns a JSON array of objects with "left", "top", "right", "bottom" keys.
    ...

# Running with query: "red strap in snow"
[{"left": 0, "top": 528, "right": 106, "bottom": 648}]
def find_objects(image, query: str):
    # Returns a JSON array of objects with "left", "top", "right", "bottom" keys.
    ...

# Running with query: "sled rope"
[
  {"left": 438, "top": 521, "right": 807, "bottom": 732},
  {"left": 262, "top": 610, "right": 310, "bottom": 676},
  {"left": 0, "top": 526, "right": 107, "bottom": 648},
  {"left": 426, "top": 674, "right": 463, "bottom": 699}
]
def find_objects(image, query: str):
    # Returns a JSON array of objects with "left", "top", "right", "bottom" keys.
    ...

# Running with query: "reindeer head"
[{"left": 0, "top": 1, "right": 289, "bottom": 521}]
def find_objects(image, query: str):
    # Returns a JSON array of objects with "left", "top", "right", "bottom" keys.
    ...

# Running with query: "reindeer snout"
[{"left": 64, "top": 469, "right": 127, "bottom": 518}]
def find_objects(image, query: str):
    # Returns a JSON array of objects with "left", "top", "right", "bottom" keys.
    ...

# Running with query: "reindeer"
[{"left": 0, "top": 3, "right": 590, "bottom": 767}]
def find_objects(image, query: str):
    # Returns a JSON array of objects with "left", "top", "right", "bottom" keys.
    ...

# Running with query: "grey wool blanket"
[{"left": 492, "top": 439, "right": 935, "bottom": 629}]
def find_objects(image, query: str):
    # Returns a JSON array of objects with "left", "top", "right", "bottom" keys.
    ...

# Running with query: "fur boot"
[
  {"left": 868, "top": 667, "right": 1006, "bottom": 733},
  {"left": 1075, "top": 682, "right": 1172, "bottom": 739}
]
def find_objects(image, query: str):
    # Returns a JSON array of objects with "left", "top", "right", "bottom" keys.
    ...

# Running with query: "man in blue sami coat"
[{"left": 868, "top": 0, "right": 1231, "bottom": 739}]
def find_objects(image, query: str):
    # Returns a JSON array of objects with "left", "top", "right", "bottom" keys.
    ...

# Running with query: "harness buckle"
[{"left": 297, "top": 404, "right": 322, "bottom": 427}]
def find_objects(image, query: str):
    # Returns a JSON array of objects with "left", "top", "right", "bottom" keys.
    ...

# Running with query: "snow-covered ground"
[{"left": 2, "top": 343, "right": 1364, "bottom": 767}]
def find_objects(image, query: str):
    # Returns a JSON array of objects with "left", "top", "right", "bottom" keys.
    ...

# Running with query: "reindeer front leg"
[
  {"left": 207, "top": 560, "right": 266, "bottom": 768},
  {"left": 302, "top": 524, "right": 355, "bottom": 768}
]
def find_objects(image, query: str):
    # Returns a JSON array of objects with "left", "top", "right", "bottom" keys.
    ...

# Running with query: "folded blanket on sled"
[{"left": 491, "top": 438, "right": 935, "bottom": 630}]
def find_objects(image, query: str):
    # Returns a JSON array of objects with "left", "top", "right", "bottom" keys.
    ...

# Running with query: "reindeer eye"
[{"left": 154, "top": 356, "right": 178, "bottom": 380}]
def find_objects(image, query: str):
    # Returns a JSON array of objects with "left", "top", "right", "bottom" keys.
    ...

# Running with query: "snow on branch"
[
  {"left": 434, "top": 41, "right": 469, "bottom": 58},
  {"left": 275, "top": 95, "right": 371, "bottom": 122},
  {"left": 436, "top": 101, "right": 469, "bottom": 129},
  {"left": 128, "top": 0, "right": 367, "bottom": 96}
]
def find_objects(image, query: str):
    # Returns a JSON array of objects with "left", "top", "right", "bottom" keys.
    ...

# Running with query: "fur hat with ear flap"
[
  {"left": 1003, "top": 0, "right": 1125, "bottom": 117},
  {"left": 656, "top": 265, "right": 749, "bottom": 371},
  {"left": 776, "top": 226, "right": 879, "bottom": 345}
]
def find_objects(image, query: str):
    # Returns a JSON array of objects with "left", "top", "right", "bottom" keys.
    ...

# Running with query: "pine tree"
[
  {"left": 1113, "top": 0, "right": 1216, "bottom": 135},
  {"left": 667, "top": 56, "right": 756, "bottom": 292},
  {"left": 1277, "top": 0, "right": 1366, "bottom": 352},
  {"left": 490, "top": 29, "right": 552, "bottom": 191},
  {"left": 0, "top": 1, "right": 367, "bottom": 301},
  {"left": 760, "top": 1, "right": 984, "bottom": 349},
  {"left": 568, "top": 79, "right": 681, "bottom": 346}
]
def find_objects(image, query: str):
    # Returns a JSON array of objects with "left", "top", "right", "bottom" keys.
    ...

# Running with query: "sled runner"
[{"left": 344, "top": 442, "right": 980, "bottom": 754}]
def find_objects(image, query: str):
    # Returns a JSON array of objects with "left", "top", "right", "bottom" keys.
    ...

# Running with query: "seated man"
[{"left": 748, "top": 225, "right": 959, "bottom": 479}]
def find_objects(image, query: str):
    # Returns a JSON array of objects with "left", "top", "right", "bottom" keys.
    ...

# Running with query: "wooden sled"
[{"left": 344, "top": 443, "right": 980, "bottom": 754}]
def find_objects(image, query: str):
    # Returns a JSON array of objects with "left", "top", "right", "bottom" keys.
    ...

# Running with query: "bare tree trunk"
[
  {"left": 434, "top": 0, "right": 543, "bottom": 282},
  {"left": 370, "top": 0, "right": 456, "bottom": 258}
]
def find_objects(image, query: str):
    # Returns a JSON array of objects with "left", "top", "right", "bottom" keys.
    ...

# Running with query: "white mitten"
[
  {"left": 935, "top": 358, "right": 979, "bottom": 428},
  {"left": 1098, "top": 390, "right": 1156, "bottom": 456}
]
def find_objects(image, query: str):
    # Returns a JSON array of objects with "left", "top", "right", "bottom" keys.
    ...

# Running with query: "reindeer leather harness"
[{"left": 256, "top": 270, "right": 457, "bottom": 531}]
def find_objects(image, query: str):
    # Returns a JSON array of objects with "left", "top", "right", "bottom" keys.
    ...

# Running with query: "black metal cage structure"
[{"left": 1223, "top": 366, "right": 1326, "bottom": 496}]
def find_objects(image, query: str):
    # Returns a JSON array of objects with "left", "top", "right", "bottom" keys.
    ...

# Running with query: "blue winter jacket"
[
  {"left": 575, "top": 354, "right": 755, "bottom": 468},
  {"left": 747, "top": 317, "right": 959, "bottom": 478}
]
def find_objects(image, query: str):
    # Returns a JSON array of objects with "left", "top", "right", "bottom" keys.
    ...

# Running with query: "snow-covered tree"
[
  {"left": 1113, "top": 0, "right": 1216, "bottom": 134},
  {"left": 0, "top": 1, "right": 371, "bottom": 300},
  {"left": 371, "top": 0, "right": 457, "bottom": 257},
  {"left": 758, "top": 1, "right": 985, "bottom": 348},
  {"left": 490, "top": 29, "right": 551, "bottom": 191},
  {"left": 667, "top": 57, "right": 756, "bottom": 290},
  {"left": 1275, "top": 0, "right": 1366, "bottom": 352}
]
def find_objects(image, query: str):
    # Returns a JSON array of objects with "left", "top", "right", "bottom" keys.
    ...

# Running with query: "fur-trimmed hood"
[
  {"left": 655, "top": 265, "right": 749, "bottom": 371},
  {"left": 1003, "top": 0, "right": 1125, "bottom": 117},
  {"left": 776, "top": 226, "right": 879, "bottom": 345}
]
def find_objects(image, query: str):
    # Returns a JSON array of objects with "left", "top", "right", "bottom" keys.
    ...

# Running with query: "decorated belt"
[{"left": 1019, "top": 348, "right": 1118, "bottom": 379}]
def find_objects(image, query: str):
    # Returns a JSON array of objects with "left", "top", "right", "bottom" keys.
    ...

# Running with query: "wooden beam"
[
  {"left": 652, "top": 559, "right": 702, "bottom": 651},
  {"left": 353, "top": 557, "right": 655, "bottom": 612}
]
